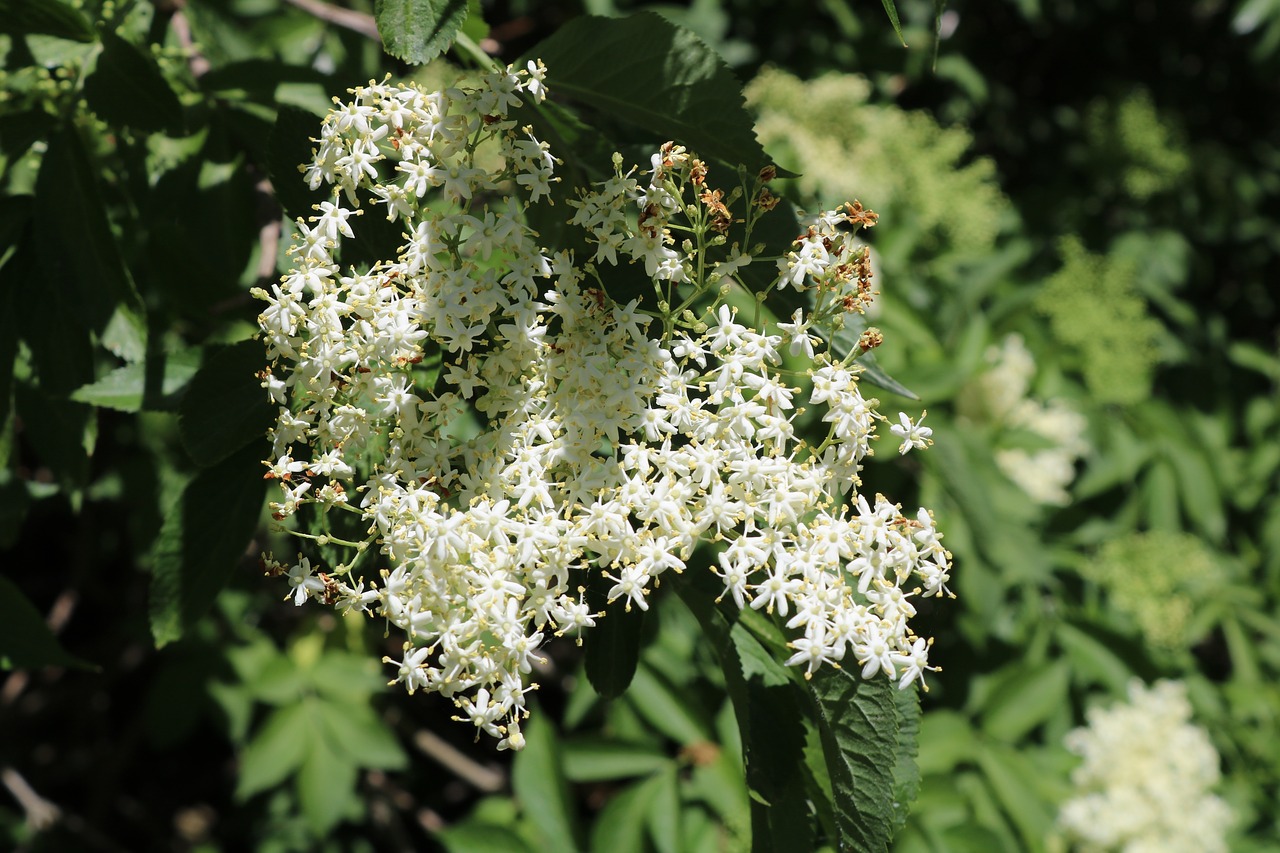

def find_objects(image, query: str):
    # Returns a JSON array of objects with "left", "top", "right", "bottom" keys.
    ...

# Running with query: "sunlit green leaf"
[
  {"left": 809, "top": 665, "right": 902, "bottom": 853},
  {"left": 70, "top": 350, "right": 201, "bottom": 412},
  {"left": 374, "top": 0, "right": 469, "bottom": 65},
  {"left": 235, "top": 702, "right": 312, "bottom": 799}
]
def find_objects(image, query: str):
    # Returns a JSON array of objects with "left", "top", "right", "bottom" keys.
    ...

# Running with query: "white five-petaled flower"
[{"left": 890, "top": 410, "right": 933, "bottom": 455}]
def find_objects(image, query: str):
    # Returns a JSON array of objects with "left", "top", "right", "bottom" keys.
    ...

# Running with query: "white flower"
[
  {"left": 1058, "top": 680, "right": 1232, "bottom": 853},
  {"left": 889, "top": 410, "right": 933, "bottom": 455}
]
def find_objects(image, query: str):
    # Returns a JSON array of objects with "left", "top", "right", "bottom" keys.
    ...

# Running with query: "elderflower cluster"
[
  {"left": 254, "top": 62, "right": 951, "bottom": 748},
  {"left": 1058, "top": 680, "right": 1232, "bottom": 853},
  {"left": 965, "top": 334, "right": 1088, "bottom": 506}
]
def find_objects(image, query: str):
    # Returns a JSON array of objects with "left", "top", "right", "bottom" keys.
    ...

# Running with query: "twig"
[
  {"left": 411, "top": 729, "right": 505, "bottom": 793},
  {"left": 1, "top": 766, "right": 60, "bottom": 831},
  {"left": 283, "top": 0, "right": 380, "bottom": 41}
]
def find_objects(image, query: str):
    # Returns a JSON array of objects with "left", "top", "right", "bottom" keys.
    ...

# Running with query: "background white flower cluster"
[
  {"left": 254, "top": 62, "right": 951, "bottom": 748},
  {"left": 1058, "top": 679, "right": 1232, "bottom": 853}
]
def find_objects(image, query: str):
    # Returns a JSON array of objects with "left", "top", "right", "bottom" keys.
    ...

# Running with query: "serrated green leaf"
[
  {"left": 978, "top": 660, "right": 1070, "bottom": 743},
  {"left": 374, "top": 0, "right": 469, "bottom": 65},
  {"left": 70, "top": 350, "right": 201, "bottom": 412},
  {"left": 149, "top": 443, "right": 268, "bottom": 647},
  {"left": 83, "top": 29, "right": 185, "bottom": 135},
  {"left": 235, "top": 702, "right": 313, "bottom": 799},
  {"left": 100, "top": 305, "right": 147, "bottom": 363},
  {"left": 561, "top": 737, "right": 670, "bottom": 782},
  {"left": 828, "top": 314, "right": 919, "bottom": 399},
  {"left": 0, "top": 574, "right": 95, "bottom": 670},
  {"left": 809, "top": 666, "right": 901, "bottom": 853},
  {"left": 512, "top": 714, "right": 581, "bottom": 852},
  {"left": 584, "top": 568, "right": 646, "bottom": 699},
  {"left": 178, "top": 340, "right": 273, "bottom": 467},
  {"left": 0, "top": 0, "right": 93, "bottom": 41},
  {"left": 891, "top": 686, "right": 922, "bottom": 834},
  {"left": 297, "top": 727, "right": 362, "bottom": 834},
  {"left": 529, "top": 13, "right": 773, "bottom": 172}
]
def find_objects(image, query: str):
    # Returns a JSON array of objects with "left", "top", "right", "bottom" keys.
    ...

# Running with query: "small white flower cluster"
[
  {"left": 971, "top": 334, "right": 1088, "bottom": 506},
  {"left": 1058, "top": 680, "right": 1232, "bottom": 853},
  {"left": 255, "top": 63, "right": 951, "bottom": 748}
]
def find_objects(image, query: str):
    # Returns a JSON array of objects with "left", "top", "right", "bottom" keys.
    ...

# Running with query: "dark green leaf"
[
  {"left": 891, "top": 686, "right": 922, "bottom": 834},
  {"left": 84, "top": 29, "right": 185, "bottom": 134},
  {"left": 235, "top": 702, "right": 312, "bottom": 800},
  {"left": 0, "top": 0, "right": 93, "bottom": 41},
  {"left": 149, "top": 442, "right": 268, "bottom": 647},
  {"left": 511, "top": 714, "right": 581, "bottom": 852},
  {"left": 809, "top": 666, "right": 902, "bottom": 853},
  {"left": 267, "top": 105, "right": 405, "bottom": 269},
  {"left": 31, "top": 126, "right": 136, "bottom": 392},
  {"left": 530, "top": 13, "right": 773, "bottom": 172},
  {"left": 178, "top": 340, "right": 273, "bottom": 467},
  {"left": 584, "top": 567, "right": 646, "bottom": 699},
  {"left": 674, "top": 570, "right": 814, "bottom": 853},
  {"left": 0, "top": 575, "right": 95, "bottom": 670},
  {"left": 1054, "top": 621, "right": 1140, "bottom": 694},
  {"left": 70, "top": 350, "right": 201, "bottom": 412},
  {"left": 199, "top": 58, "right": 332, "bottom": 102},
  {"left": 374, "top": 0, "right": 469, "bottom": 65},
  {"left": 13, "top": 380, "right": 92, "bottom": 488}
]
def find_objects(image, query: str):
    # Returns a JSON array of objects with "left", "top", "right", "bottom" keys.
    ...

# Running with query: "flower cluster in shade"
[
  {"left": 1082, "top": 532, "right": 1222, "bottom": 652},
  {"left": 961, "top": 334, "right": 1089, "bottom": 506},
  {"left": 253, "top": 62, "right": 952, "bottom": 749},
  {"left": 1038, "top": 237, "right": 1163, "bottom": 407},
  {"left": 1058, "top": 680, "right": 1232, "bottom": 853}
]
